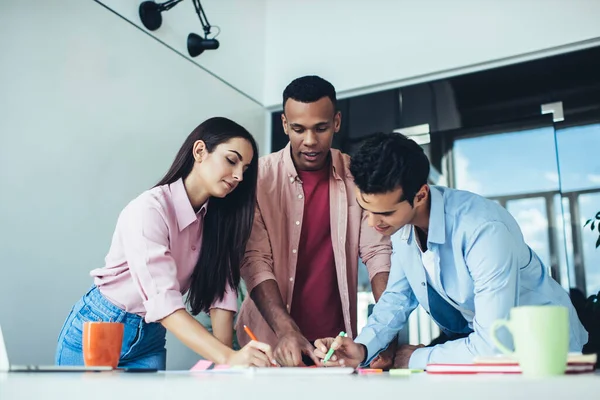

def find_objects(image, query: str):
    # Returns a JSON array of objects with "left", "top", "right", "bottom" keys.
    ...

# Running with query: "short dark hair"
[
  {"left": 350, "top": 132, "right": 430, "bottom": 206},
  {"left": 282, "top": 75, "right": 337, "bottom": 111}
]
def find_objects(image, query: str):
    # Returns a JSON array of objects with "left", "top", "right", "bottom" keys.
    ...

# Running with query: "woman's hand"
[{"left": 226, "top": 340, "right": 276, "bottom": 367}]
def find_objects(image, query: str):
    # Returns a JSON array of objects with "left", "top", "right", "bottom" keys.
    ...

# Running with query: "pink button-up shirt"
[
  {"left": 91, "top": 178, "right": 237, "bottom": 323},
  {"left": 236, "top": 144, "right": 392, "bottom": 348}
]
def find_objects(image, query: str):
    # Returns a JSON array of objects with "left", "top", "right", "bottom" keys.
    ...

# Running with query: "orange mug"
[{"left": 82, "top": 322, "right": 124, "bottom": 368}]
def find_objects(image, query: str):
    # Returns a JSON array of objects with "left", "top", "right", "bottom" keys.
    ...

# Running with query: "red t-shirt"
[{"left": 290, "top": 165, "right": 345, "bottom": 342}]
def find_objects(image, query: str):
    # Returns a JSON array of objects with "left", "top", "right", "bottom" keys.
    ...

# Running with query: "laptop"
[{"left": 0, "top": 324, "right": 112, "bottom": 372}]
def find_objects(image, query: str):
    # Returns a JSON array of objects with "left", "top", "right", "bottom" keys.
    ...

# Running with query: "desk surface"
[{"left": 2, "top": 371, "right": 599, "bottom": 400}]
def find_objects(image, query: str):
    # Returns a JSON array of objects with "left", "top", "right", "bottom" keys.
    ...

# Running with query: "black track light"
[
  {"left": 187, "top": 33, "right": 219, "bottom": 57},
  {"left": 139, "top": 0, "right": 183, "bottom": 31},
  {"left": 138, "top": 0, "right": 220, "bottom": 58},
  {"left": 187, "top": 0, "right": 220, "bottom": 58}
]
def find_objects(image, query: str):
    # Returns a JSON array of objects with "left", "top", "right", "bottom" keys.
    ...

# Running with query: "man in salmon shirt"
[{"left": 236, "top": 75, "right": 393, "bottom": 367}]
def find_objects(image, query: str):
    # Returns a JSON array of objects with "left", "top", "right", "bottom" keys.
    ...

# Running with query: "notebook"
[
  {"left": 473, "top": 353, "right": 597, "bottom": 365},
  {"left": 426, "top": 363, "right": 595, "bottom": 374},
  {"left": 189, "top": 359, "right": 354, "bottom": 375},
  {"left": 251, "top": 366, "right": 355, "bottom": 375},
  {"left": 426, "top": 353, "right": 597, "bottom": 374}
]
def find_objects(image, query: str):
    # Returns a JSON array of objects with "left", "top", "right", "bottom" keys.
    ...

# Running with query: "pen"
[
  {"left": 243, "top": 325, "right": 258, "bottom": 341},
  {"left": 322, "top": 331, "right": 346, "bottom": 364},
  {"left": 243, "top": 325, "right": 277, "bottom": 367}
]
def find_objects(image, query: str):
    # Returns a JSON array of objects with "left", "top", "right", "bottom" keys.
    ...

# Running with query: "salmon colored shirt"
[
  {"left": 91, "top": 178, "right": 238, "bottom": 323},
  {"left": 236, "top": 144, "right": 392, "bottom": 348}
]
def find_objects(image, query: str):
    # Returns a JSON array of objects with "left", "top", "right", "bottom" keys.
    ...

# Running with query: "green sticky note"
[{"left": 389, "top": 368, "right": 424, "bottom": 376}]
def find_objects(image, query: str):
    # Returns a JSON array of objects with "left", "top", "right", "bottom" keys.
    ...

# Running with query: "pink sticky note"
[
  {"left": 190, "top": 360, "right": 232, "bottom": 371},
  {"left": 190, "top": 360, "right": 214, "bottom": 371}
]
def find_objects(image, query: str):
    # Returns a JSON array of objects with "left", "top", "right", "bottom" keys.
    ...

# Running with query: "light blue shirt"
[{"left": 355, "top": 185, "right": 588, "bottom": 369}]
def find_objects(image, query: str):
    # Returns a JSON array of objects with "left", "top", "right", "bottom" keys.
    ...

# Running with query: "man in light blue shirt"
[{"left": 314, "top": 132, "right": 587, "bottom": 369}]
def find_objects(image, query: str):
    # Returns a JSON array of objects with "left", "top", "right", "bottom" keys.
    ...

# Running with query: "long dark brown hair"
[{"left": 155, "top": 117, "right": 259, "bottom": 314}]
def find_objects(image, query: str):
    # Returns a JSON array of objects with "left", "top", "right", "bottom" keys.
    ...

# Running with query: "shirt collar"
[
  {"left": 427, "top": 185, "right": 446, "bottom": 245},
  {"left": 397, "top": 185, "right": 445, "bottom": 245},
  {"left": 169, "top": 178, "right": 207, "bottom": 232},
  {"left": 282, "top": 142, "right": 345, "bottom": 182},
  {"left": 398, "top": 225, "right": 412, "bottom": 242}
]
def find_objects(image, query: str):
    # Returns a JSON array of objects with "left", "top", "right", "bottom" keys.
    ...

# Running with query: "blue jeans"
[{"left": 55, "top": 286, "right": 167, "bottom": 370}]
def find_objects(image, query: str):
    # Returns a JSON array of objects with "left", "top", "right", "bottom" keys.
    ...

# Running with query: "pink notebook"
[
  {"left": 426, "top": 363, "right": 595, "bottom": 374},
  {"left": 427, "top": 353, "right": 597, "bottom": 375}
]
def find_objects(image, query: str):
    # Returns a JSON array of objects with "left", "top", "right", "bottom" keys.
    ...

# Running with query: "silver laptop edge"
[{"left": 1, "top": 324, "right": 111, "bottom": 372}]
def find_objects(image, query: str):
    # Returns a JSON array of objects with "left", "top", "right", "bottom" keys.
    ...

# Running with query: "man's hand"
[
  {"left": 274, "top": 331, "right": 319, "bottom": 367},
  {"left": 314, "top": 336, "right": 366, "bottom": 368},
  {"left": 369, "top": 340, "right": 397, "bottom": 370},
  {"left": 393, "top": 344, "right": 425, "bottom": 368}
]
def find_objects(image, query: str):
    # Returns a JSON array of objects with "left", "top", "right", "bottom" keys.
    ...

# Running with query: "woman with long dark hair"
[{"left": 55, "top": 117, "right": 273, "bottom": 369}]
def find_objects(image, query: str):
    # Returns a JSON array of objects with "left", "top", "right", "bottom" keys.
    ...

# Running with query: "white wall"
[
  {"left": 99, "top": 0, "right": 267, "bottom": 104},
  {"left": 92, "top": 0, "right": 600, "bottom": 109},
  {"left": 0, "top": 0, "right": 265, "bottom": 369},
  {"left": 263, "top": 0, "right": 600, "bottom": 108}
]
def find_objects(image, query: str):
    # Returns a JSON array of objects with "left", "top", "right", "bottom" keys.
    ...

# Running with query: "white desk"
[{"left": 2, "top": 371, "right": 599, "bottom": 400}]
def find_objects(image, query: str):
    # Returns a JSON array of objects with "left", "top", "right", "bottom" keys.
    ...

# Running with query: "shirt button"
[
  {"left": 298, "top": 194, "right": 303, "bottom": 199},
  {"left": 292, "top": 249, "right": 297, "bottom": 254},
  {"left": 191, "top": 246, "right": 197, "bottom": 251},
  {"left": 289, "top": 177, "right": 294, "bottom": 183},
  {"left": 289, "top": 277, "right": 294, "bottom": 282},
  {"left": 421, "top": 282, "right": 426, "bottom": 286},
  {"left": 295, "top": 221, "right": 300, "bottom": 225},
  {"left": 286, "top": 304, "right": 290, "bottom": 310}
]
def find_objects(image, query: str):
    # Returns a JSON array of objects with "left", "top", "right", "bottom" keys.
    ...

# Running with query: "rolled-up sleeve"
[
  {"left": 209, "top": 284, "right": 238, "bottom": 313},
  {"left": 240, "top": 203, "right": 276, "bottom": 293},
  {"left": 358, "top": 211, "right": 392, "bottom": 279},
  {"left": 120, "top": 203, "right": 185, "bottom": 323}
]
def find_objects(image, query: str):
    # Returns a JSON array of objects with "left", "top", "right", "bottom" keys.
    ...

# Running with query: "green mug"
[{"left": 490, "top": 305, "right": 569, "bottom": 376}]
